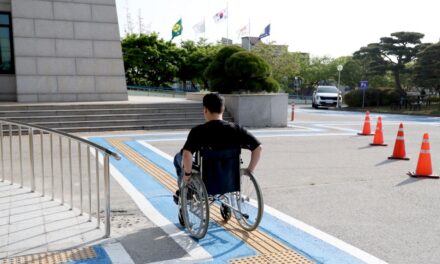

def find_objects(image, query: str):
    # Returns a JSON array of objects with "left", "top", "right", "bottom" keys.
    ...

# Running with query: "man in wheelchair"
[
  {"left": 173, "top": 93, "right": 263, "bottom": 238},
  {"left": 173, "top": 93, "right": 262, "bottom": 197}
]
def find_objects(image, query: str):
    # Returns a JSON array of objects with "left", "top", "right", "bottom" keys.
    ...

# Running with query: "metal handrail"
[
  {"left": 0, "top": 118, "right": 120, "bottom": 159},
  {"left": 0, "top": 118, "right": 120, "bottom": 238}
]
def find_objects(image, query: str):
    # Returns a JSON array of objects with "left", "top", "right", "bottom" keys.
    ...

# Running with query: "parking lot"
[{"left": 143, "top": 106, "right": 440, "bottom": 264}]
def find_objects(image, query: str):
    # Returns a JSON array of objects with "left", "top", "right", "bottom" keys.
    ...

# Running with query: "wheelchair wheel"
[
  {"left": 180, "top": 173, "right": 209, "bottom": 239},
  {"left": 233, "top": 169, "right": 264, "bottom": 231},
  {"left": 178, "top": 208, "right": 185, "bottom": 227}
]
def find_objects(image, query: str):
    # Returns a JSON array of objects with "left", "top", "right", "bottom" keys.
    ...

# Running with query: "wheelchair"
[{"left": 177, "top": 148, "right": 264, "bottom": 239}]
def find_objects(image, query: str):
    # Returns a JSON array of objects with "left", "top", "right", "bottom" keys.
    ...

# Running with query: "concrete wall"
[
  {"left": 11, "top": 0, "right": 128, "bottom": 102},
  {"left": 0, "top": 0, "right": 16, "bottom": 101},
  {"left": 0, "top": 0, "right": 10, "bottom": 11},
  {"left": 0, "top": 75, "right": 16, "bottom": 101},
  {"left": 223, "top": 94, "right": 288, "bottom": 128}
]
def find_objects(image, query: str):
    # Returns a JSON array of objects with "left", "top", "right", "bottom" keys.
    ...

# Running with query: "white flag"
[
  {"left": 237, "top": 25, "right": 249, "bottom": 37},
  {"left": 213, "top": 9, "right": 227, "bottom": 23},
  {"left": 193, "top": 20, "right": 205, "bottom": 34}
]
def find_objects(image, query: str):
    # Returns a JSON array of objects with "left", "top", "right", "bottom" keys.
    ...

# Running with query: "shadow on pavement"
[{"left": 118, "top": 227, "right": 188, "bottom": 264}]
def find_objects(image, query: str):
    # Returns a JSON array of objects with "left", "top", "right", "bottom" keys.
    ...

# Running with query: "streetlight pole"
[{"left": 337, "top": 65, "right": 343, "bottom": 109}]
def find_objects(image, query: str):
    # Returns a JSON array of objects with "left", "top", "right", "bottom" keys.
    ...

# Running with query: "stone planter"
[
  {"left": 185, "top": 92, "right": 206, "bottom": 101},
  {"left": 222, "top": 93, "right": 288, "bottom": 128}
]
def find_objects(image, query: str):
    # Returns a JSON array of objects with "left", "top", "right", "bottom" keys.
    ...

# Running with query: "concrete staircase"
[{"left": 0, "top": 102, "right": 234, "bottom": 133}]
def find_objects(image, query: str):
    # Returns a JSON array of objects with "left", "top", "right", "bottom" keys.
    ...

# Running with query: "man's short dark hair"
[{"left": 203, "top": 93, "right": 225, "bottom": 114}]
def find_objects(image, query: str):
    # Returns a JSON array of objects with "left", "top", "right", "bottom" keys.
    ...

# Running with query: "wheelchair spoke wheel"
[
  {"left": 181, "top": 174, "right": 209, "bottom": 239},
  {"left": 178, "top": 208, "right": 185, "bottom": 227},
  {"left": 233, "top": 169, "right": 264, "bottom": 231}
]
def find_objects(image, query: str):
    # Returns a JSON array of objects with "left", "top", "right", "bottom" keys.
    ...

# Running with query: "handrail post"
[
  {"left": 18, "top": 126, "right": 23, "bottom": 187},
  {"left": 1, "top": 122, "right": 4, "bottom": 182},
  {"left": 40, "top": 130, "right": 45, "bottom": 196},
  {"left": 78, "top": 142, "right": 83, "bottom": 215},
  {"left": 104, "top": 154, "right": 111, "bottom": 238},
  {"left": 95, "top": 149, "right": 100, "bottom": 229},
  {"left": 69, "top": 139, "right": 73, "bottom": 210},
  {"left": 29, "top": 127, "right": 35, "bottom": 192},
  {"left": 87, "top": 146, "right": 92, "bottom": 222},
  {"left": 9, "top": 124, "right": 13, "bottom": 185},
  {"left": 59, "top": 136, "right": 64, "bottom": 205},
  {"left": 50, "top": 133, "right": 54, "bottom": 200}
]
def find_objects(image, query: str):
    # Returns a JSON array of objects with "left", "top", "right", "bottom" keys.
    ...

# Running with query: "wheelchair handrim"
[
  {"left": 181, "top": 175, "right": 210, "bottom": 239},
  {"left": 234, "top": 171, "right": 264, "bottom": 231}
]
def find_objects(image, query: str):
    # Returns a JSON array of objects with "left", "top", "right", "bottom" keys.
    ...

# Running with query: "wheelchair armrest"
[{"left": 192, "top": 163, "right": 200, "bottom": 172}]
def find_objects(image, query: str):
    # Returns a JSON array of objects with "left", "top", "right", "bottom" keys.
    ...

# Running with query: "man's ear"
[{"left": 203, "top": 107, "right": 208, "bottom": 114}]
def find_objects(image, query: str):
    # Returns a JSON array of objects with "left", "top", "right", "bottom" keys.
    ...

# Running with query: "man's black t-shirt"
[{"left": 183, "top": 120, "right": 261, "bottom": 153}]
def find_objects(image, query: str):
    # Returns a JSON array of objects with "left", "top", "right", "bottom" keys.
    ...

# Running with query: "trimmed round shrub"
[
  {"left": 225, "top": 51, "right": 271, "bottom": 80},
  {"left": 204, "top": 46, "right": 279, "bottom": 94}
]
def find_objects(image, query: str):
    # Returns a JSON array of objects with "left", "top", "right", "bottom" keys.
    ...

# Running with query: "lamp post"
[{"left": 337, "top": 65, "right": 343, "bottom": 108}]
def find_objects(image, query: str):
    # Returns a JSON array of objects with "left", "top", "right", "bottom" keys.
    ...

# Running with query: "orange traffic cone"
[
  {"left": 407, "top": 133, "right": 439, "bottom": 178},
  {"left": 370, "top": 116, "right": 387, "bottom": 146},
  {"left": 388, "top": 123, "right": 410, "bottom": 160},
  {"left": 358, "top": 111, "right": 373, "bottom": 136}
]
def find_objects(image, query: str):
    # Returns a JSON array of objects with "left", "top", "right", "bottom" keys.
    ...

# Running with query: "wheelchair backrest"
[{"left": 199, "top": 148, "right": 241, "bottom": 196}]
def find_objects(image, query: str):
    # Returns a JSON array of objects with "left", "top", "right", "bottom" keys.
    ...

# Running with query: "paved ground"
[
  {"left": 96, "top": 105, "right": 439, "bottom": 264},
  {"left": 2, "top": 100, "right": 440, "bottom": 263}
]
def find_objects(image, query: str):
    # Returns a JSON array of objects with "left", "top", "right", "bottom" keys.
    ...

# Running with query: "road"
[
  {"left": 89, "top": 106, "right": 440, "bottom": 263},
  {"left": 149, "top": 106, "right": 440, "bottom": 264}
]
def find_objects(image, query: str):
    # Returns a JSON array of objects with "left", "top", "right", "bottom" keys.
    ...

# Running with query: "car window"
[{"left": 317, "top": 87, "right": 338, "bottom": 93}]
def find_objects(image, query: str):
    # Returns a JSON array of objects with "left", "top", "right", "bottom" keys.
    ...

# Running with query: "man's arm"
[
  {"left": 182, "top": 149, "right": 193, "bottom": 182},
  {"left": 247, "top": 145, "right": 262, "bottom": 173}
]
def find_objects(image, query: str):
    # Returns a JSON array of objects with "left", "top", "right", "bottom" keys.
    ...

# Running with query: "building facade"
[{"left": 0, "top": 0, "right": 127, "bottom": 102}]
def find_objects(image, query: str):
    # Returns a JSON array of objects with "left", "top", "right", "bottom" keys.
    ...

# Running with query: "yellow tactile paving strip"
[
  {"left": 229, "top": 250, "right": 311, "bottom": 264},
  {"left": 107, "top": 137, "right": 313, "bottom": 263},
  {"left": 1, "top": 247, "right": 96, "bottom": 264}
]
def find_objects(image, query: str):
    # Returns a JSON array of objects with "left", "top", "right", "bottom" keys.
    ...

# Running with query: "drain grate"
[
  {"left": 1, "top": 247, "right": 96, "bottom": 264},
  {"left": 229, "top": 250, "right": 313, "bottom": 264}
]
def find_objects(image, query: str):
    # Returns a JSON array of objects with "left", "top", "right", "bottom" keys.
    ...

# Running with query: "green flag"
[{"left": 171, "top": 19, "right": 182, "bottom": 40}]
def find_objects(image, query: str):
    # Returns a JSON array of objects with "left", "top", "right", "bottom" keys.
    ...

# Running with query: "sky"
[{"left": 115, "top": 0, "right": 439, "bottom": 58}]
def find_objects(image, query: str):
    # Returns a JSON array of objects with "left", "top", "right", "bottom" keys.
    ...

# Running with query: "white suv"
[{"left": 312, "top": 86, "right": 342, "bottom": 109}]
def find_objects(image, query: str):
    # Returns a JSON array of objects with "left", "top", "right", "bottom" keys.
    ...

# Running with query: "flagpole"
[
  {"left": 226, "top": 1, "right": 229, "bottom": 43},
  {"left": 268, "top": 20, "right": 271, "bottom": 44},
  {"left": 248, "top": 17, "right": 251, "bottom": 51}
]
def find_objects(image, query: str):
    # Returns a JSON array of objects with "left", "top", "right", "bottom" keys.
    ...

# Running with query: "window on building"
[{"left": 0, "top": 12, "right": 13, "bottom": 74}]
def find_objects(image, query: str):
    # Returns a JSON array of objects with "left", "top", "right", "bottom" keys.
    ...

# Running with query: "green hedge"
[
  {"left": 204, "top": 46, "right": 279, "bottom": 94},
  {"left": 344, "top": 88, "right": 400, "bottom": 107}
]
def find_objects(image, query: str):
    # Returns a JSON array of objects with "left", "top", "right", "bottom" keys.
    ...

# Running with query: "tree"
[
  {"left": 339, "top": 58, "right": 362, "bottom": 88},
  {"left": 121, "top": 33, "right": 181, "bottom": 87},
  {"left": 301, "top": 56, "right": 335, "bottom": 86},
  {"left": 205, "top": 46, "right": 279, "bottom": 94},
  {"left": 177, "top": 39, "right": 220, "bottom": 89},
  {"left": 413, "top": 42, "right": 440, "bottom": 96},
  {"left": 347, "top": 56, "right": 394, "bottom": 89},
  {"left": 252, "top": 43, "right": 301, "bottom": 90},
  {"left": 353, "top": 32, "right": 425, "bottom": 95}
]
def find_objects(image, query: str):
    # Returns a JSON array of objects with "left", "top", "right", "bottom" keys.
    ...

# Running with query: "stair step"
[
  {"left": 55, "top": 123, "right": 204, "bottom": 133},
  {"left": 0, "top": 102, "right": 200, "bottom": 111},
  {"left": 0, "top": 107, "right": 203, "bottom": 117},
  {"left": 3, "top": 112, "right": 232, "bottom": 123},
  {"left": 0, "top": 101, "right": 235, "bottom": 132}
]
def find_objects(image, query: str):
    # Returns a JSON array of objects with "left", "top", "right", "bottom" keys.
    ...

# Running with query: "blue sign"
[{"left": 360, "top": 80, "right": 369, "bottom": 90}]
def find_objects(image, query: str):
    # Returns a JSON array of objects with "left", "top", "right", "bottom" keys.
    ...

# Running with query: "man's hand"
[
  {"left": 183, "top": 174, "right": 191, "bottom": 183},
  {"left": 182, "top": 150, "right": 193, "bottom": 183},
  {"left": 247, "top": 145, "right": 262, "bottom": 174}
]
